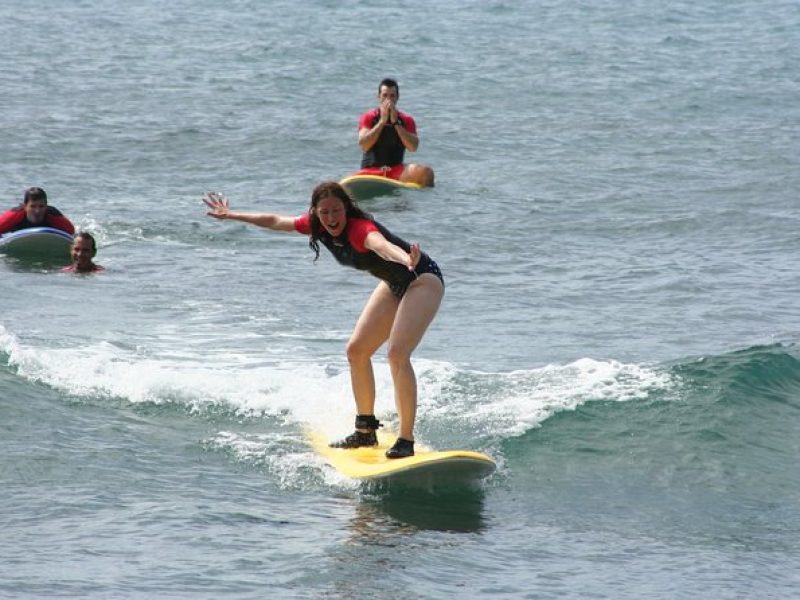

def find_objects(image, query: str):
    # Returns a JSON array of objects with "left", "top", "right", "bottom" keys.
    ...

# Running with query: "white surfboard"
[{"left": 0, "top": 226, "right": 73, "bottom": 262}]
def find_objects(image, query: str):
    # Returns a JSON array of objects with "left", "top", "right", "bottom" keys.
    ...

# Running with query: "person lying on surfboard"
[
  {"left": 62, "top": 231, "right": 105, "bottom": 274},
  {"left": 0, "top": 187, "right": 75, "bottom": 235},
  {"left": 203, "top": 181, "right": 444, "bottom": 459},
  {"left": 356, "top": 78, "right": 435, "bottom": 188}
]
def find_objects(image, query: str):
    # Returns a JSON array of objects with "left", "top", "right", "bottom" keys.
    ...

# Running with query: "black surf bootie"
[
  {"left": 329, "top": 415, "right": 382, "bottom": 449},
  {"left": 385, "top": 437, "right": 414, "bottom": 459}
]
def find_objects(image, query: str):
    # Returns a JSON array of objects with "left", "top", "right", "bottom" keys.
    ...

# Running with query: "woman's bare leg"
[
  {"left": 346, "top": 282, "right": 398, "bottom": 422},
  {"left": 386, "top": 274, "right": 444, "bottom": 440}
]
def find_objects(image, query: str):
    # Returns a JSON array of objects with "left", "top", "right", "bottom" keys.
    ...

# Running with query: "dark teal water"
[{"left": 2, "top": 0, "right": 799, "bottom": 597}]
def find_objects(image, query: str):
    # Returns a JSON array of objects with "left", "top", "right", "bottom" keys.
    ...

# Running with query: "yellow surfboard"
[
  {"left": 310, "top": 430, "right": 496, "bottom": 486},
  {"left": 340, "top": 174, "right": 423, "bottom": 201}
]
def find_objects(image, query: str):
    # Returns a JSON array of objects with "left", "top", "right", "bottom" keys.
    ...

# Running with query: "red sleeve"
[
  {"left": 358, "top": 108, "right": 380, "bottom": 130},
  {"left": 397, "top": 111, "right": 416, "bottom": 134},
  {"left": 346, "top": 218, "right": 379, "bottom": 253},
  {"left": 293, "top": 213, "right": 311, "bottom": 235},
  {"left": 45, "top": 214, "right": 75, "bottom": 234},
  {"left": 0, "top": 208, "right": 25, "bottom": 234}
]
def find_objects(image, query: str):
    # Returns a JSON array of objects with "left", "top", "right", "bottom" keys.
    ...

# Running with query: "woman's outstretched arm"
[{"left": 203, "top": 192, "right": 296, "bottom": 232}]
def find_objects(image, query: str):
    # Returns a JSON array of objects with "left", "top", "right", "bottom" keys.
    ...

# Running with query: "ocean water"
[{"left": 2, "top": 0, "right": 799, "bottom": 598}]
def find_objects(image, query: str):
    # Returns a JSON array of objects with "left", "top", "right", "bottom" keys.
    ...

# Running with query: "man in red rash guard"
[
  {"left": 356, "top": 78, "right": 435, "bottom": 187},
  {"left": 0, "top": 187, "right": 75, "bottom": 235}
]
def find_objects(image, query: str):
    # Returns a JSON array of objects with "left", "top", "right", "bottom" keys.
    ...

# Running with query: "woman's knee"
[
  {"left": 386, "top": 343, "right": 412, "bottom": 371},
  {"left": 346, "top": 338, "right": 372, "bottom": 364}
]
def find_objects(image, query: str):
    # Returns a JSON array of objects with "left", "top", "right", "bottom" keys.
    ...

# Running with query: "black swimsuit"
[{"left": 319, "top": 219, "right": 444, "bottom": 299}]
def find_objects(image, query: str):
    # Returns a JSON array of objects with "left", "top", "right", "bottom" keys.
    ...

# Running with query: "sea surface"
[{"left": 2, "top": 0, "right": 799, "bottom": 598}]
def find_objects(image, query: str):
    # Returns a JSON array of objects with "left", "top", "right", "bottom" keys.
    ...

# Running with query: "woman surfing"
[{"left": 203, "top": 181, "right": 444, "bottom": 458}]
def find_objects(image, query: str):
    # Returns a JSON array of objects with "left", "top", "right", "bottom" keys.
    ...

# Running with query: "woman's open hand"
[
  {"left": 408, "top": 243, "right": 421, "bottom": 270},
  {"left": 203, "top": 192, "right": 230, "bottom": 219}
]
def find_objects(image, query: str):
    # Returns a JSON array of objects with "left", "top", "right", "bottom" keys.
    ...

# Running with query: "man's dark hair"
[
  {"left": 23, "top": 187, "right": 48, "bottom": 204},
  {"left": 378, "top": 78, "right": 399, "bottom": 97}
]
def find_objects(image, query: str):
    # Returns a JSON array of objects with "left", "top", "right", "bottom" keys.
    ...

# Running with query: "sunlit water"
[{"left": 2, "top": 0, "right": 799, "bottom": 597}]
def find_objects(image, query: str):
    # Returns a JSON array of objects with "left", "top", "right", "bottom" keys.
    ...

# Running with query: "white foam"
[
  {"left": 73, "top": 216, "right": 107, "bottom": 245},
  {"left": 0, "top": 324, "right": 387, "bottom": 433},
  {"left": 204, "top": 430, "right": 358, "bottom": 491},
  {"left": 422, "top": 357, "right": 677, "bottom": 438},
  {"left": 2, "top": 324, "right": 678, "bottom": 466}
]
